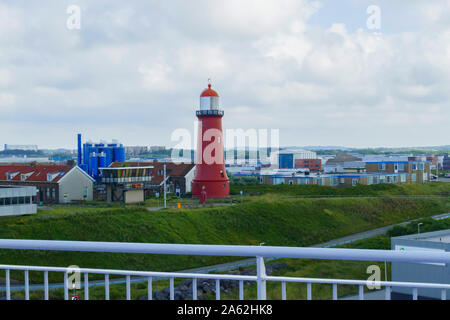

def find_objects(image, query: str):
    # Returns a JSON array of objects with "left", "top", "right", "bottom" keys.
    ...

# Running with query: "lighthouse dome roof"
[{"left": 200, "top": 84, "right": 219, "bottom": 97}]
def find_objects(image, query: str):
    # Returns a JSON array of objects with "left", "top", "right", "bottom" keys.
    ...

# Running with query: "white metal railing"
[{"left": 0, "top": 239, "right": 449, "bottom": 300}]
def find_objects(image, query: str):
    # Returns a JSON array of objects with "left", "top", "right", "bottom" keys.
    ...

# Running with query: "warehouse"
[{"left": 0, "top": 185, "right": 37, "bottom": 217}]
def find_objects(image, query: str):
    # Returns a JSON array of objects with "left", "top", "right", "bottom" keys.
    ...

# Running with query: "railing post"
[
  {"left": 148, "top": 277, "right": 152, "bottom": 300},
  {"left": 239, "top": 280, "right": 244, "bottom": 300},
  {"left": 256, "top": 256, "right": 267, "bottom": 300},
  {"left": 412, "top": 288, "right": 418, "bottom": 300},
  {"left": 441, "top": 289, "right": 447, "bottom": 301},
  {"left": 281, "top": 281, "right": 287, "bottom": 300},
  {"left": 170, "top": 277, "right": 174, "bottom": 300},
  {"left": 126, "top": 275, "right": 131, "bottom": 300},
  {"left": 84, "top": 273, "right": 89, "bottom": 301},
  {"left": 6, "top": 269, "right": 11, "bottom": 300},
  {"left": 385, "top": 286, "right": 391, "bottom": 300},
  {"left": 215, "top": 279, "right": 220, "bottom": 300},
  {"left": 332, "top": 283, "right": 338, "bottom": 300},
  {"left": 64, "top": 272, "right": 69, "bottom": 300},
  {"left": 44, "top": 271, "right": 49, "bottom": 300},
  {"left": 192, "top": 278, "right": 197, "bottom": 300},
  {"left": 24, "top": 270, "right": 29, "bottom": 300},
  {"left": 358, "top": 285, "right": 364, "bottom": 300},
  {"left": 307, "top": 283, "right": 312, "bottom": 300},
  {"left": 105, "top": 274, "right": 110, "bottom": 300}
]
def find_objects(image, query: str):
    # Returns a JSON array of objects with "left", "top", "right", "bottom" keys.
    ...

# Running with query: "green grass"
[
  {"left": 231, "top": 182, "right": 450, "bottom": 197},
  {"left": 0, "top": 195, "right": 448, "bottom": 284}
]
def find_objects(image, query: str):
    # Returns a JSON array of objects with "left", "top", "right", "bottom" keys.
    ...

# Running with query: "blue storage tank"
[
  {"left": 278, "top": 153, "right": 294, "bottom": 169},
  {"left": 89, "top": 153, "right": 98, "bottom": 178},
  {"left": 83, "top": 143, "right": 92, "bottom": 172},
  {"left": 98, "top": 152, "right": 107, "bottom": 169},
  {"left": 104, "top": 147, "right": 113, "bottom": 166},
  {"left": 113, "top": 146, "right": 125, "bottom": 163}
]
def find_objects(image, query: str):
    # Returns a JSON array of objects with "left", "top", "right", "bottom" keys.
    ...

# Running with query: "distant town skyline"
[{"left": 0, "top": 0, "right": 449, "bottom": 149}]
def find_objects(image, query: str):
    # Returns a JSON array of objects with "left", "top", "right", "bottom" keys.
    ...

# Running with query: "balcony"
[{"left": 196, "top": 110, "right": 224, "bottom": 117}]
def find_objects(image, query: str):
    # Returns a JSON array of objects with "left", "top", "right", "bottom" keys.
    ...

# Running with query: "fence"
[{"left": 0, "top": 239, "right": 449, "bottom": 300}]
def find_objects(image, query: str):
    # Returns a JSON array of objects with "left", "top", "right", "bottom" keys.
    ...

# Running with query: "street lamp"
[{"left": 418, "top": 223, "right": 424, "bottom": 234}]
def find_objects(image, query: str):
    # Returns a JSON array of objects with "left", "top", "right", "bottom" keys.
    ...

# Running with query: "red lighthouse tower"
[{"left": 192, "top": 82, "right": 230, "bottom": 198}]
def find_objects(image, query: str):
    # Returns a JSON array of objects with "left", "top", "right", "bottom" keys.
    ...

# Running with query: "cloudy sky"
[{"left": 0, "top": 0, "right": 449, "bottom": 149}]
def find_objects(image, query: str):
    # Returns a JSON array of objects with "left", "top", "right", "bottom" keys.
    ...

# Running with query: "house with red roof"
[{"left": 0, "top": 164, "right": 95, "bottom": 204}]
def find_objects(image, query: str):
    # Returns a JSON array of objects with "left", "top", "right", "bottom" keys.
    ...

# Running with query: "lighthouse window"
[{"left": 210, "top": 97, "right": 219, "bottom": 110}]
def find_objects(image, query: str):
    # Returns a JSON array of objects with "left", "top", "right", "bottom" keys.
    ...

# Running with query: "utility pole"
[{"left": 164, "top": 163, "right": 167, "bottom": 209}]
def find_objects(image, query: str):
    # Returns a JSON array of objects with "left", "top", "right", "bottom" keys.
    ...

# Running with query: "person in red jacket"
[{"left": 200, "top": 186, "right": 207, "bottom": 205}]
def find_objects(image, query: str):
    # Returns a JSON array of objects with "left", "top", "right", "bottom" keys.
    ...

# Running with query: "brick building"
[
  {"left": 294, "top": 159, "right": 322, "bottom": 171},
  {"left": 0, "top": 164, "right": 94, "bottom": 204}
]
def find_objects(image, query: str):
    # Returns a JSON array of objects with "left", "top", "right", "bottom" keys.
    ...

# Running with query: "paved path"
[{"left": 1, "top": 212, "right": 449, "bottom": 292}]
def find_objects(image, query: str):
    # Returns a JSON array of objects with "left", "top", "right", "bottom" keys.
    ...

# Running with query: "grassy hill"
[
  {"left": 0, "top": 195, "right": 448, "bottom": 284},
  {"left": 230, "top": 182, "right": 450, "bottom": 197}
]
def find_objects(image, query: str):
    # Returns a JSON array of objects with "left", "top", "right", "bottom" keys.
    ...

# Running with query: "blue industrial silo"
[
  {"left": 103, "top": 147, "right": 113, "bottom": 166},
  {"left": 98, "top": 152, "right": 107, "bottom": 169},
  {"left": 113, "top": 145, "right": 126, "bottom": 163},
  {"left": 89, "top": 153, "right": 98, "bottom": 178},
  {"left": 77, "top": 134, "right": 125, "bottom": 179}
]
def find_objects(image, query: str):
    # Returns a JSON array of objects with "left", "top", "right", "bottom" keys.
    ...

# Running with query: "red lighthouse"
[{"left": 192, "top": 82, "right": 230, "bottom": 198}]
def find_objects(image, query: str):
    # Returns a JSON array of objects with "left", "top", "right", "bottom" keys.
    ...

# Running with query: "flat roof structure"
[{"left": 391, "top": 229, "right": 450, "bottom": 300}]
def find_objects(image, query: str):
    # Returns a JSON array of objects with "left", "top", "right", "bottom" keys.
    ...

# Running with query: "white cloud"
[{"left": 0, "top": 0, "right": 448, "bottom": 148}]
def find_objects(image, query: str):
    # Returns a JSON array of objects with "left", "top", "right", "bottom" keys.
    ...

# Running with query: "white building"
[
  {"left": 0, "top": 186, "right": 37, "bottom": 217},
  {"left": 4, "top": 144, "right": 39, "bottom": 151}
]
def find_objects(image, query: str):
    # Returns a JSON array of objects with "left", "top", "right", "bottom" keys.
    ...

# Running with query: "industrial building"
[
  {"left": 77, "top": 134, "right": 126, "bottom": 180},
  {"left": 0, "top": 164, "right": 94, "bottom": 204},
  {"left": 0, "top": 185, "right": 37, "bottom": 217},
  {"left": 277, "top": 149, "right": 322, "bottom": 171},
  {"left": 391, "top": 229, "right": 450, "bottom": 300}
]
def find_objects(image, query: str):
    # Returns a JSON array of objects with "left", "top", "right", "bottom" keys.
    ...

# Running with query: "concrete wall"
[{"left": 58, "top": 167, "right": 94, "bottom": 203}]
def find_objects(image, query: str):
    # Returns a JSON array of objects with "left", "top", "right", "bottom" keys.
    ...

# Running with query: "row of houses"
[
  {"left": 234, "top": 160, "right": 431, "bottom": 187},
  {"left": 0, "top": 160, "right": 196, "bottom": 208}
]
